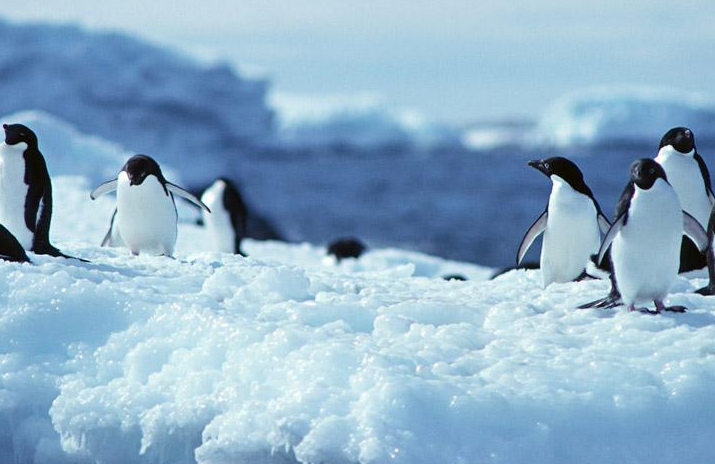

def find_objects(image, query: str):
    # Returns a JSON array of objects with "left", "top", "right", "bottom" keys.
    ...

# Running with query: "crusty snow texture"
[{"left": 0, "top": 174, "right": 714, "bottom": 464}]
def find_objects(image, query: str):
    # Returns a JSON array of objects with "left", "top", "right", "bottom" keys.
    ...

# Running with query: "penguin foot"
[
  {"left": 695, "top": 285, "right": 715, "bottom": 296},
  {"left": 629, "top": 305, "right": 658, "bottom": 315},
  {"left": 578, "top": 295, "right": 622, "bottom": 309},
  {"left": 654, "top": 300, "right": 687, "bottom": 314},
  {"left": 665, "top": 306, "right": 687, "bottom": 313},
  {"left": 33, "top": 243, "right": 89, "bottom": 263}
]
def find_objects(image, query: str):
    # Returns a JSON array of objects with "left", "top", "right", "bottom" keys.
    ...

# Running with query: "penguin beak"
[{"left": 528, "top": 159, "right": 549, "bottom": 176}]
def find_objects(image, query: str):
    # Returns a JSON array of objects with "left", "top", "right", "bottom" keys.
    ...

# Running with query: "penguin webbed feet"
[
  {"left": 654, "top": 300, "right": 687, "bottom": 313},
  {"left": 33, "top": 243, "right": 90, "bottom": 263},
  {"left": 577, "top": 292, "right": 622, "bottom": 310},
  {"left": 695, "top": 285, "right": 715, "bottom": 296},
  {"left": 629, "top": 301, "right": 687, "bottom": 315}
]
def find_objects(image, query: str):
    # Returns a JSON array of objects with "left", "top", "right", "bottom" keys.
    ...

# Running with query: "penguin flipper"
[
  {"left": 516, "top": 211, "right": 547, "bottom": 265},
  {"left": 597, "top": 213, "right": 626, "bottom": 265},
  {"left": 597, "top": 213, "right": 611, "bottom": 235},
  {"left": 683, "top": 211, "right": 708, "bottom": 252},
  {"left": 90, "top": 179, "right": 118, "bottom": 200},
  {"left": 166, "top": 182, "right": 211, "bottom": 213},
  {"left": 0, "top": 224, "right": 31, "bottom": 263}
]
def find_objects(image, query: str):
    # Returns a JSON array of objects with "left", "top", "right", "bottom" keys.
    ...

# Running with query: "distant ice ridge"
[
  {"left": 535, "top": 86, "right": 715, "bottom": 147},
  {"left": 461, "top": 120, "right": 534, "bottom": 151},
  {"left": 269, "top": 92, "right": 461, "bottom": 150},
  {"left": 0, "top": 18, "right": 273, "bottom": 186}
]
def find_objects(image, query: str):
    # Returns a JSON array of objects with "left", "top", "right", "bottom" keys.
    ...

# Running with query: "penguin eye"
[
  {"left": 649, "top": 168, "right": 655, "bottom": 175},
  {"left": 544, "top": 162, "right": 550, "bottom": 170},
  {"left": 19, "top": 133, "right": 25, "bottom": 137}
]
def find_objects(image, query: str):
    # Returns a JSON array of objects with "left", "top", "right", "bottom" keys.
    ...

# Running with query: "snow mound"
[
  {"left": 534, "top": 86, "right": 715, "bottom": 147},
  {"left": 0, "top": 174, "right": 713, "bottom": 464},
  {"left": 270, "top": 92, "right": 460, "bottom": 151},
  {"left": 0, "top": 18, "right": 273, "bottom": 185}
]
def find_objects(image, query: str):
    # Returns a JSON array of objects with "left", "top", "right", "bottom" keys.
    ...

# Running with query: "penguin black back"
[
  {"left": 328, "top": 237, "right": 367, "bottom": 261},
  {"left": 219, "top": 177, "right": 248, "bottom": 255}
]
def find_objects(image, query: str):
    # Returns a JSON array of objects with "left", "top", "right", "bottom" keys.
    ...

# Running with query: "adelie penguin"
[
  {"left": 654, "top": 127, "right": 714, "bottom": 272},
  {"left": 0, "top": 123, "right": 78, "bottom": 259},
  {"left": 327, "top": 237, "right": 367, "bottom": 262},
  {"left": 91, "top": 155, "right": 210, "bottom": 257},
  {"left": 581, "top": 127, "right": 715, "bottom": 309},
  {"left": 592, "top": 159, "right": 707, "bottom": 314},
  {"left": 200, "top": 178, "right": 247, "bottom": 256},
  {"left": 516, "top": 157, "right": 610, "bottom": 287}
]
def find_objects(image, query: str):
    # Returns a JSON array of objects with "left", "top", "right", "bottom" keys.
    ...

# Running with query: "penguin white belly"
[
  {"left": 612, "top": 181, "right": 682, "bottom": 304},
  {"left": 116, "top": 173, "right": 177, "bottom": 256},
  {"left": 540, "top": 179, "right": 600, "bottom": 286},
  {"left": 656, "top": 149, "right": 712, "bottom": 225},
  {"left": 0, "top": 142, "right": 33, "bottom": 249},
  {"left": 201, "top": 182, "right": 235, "bottom": 253}
]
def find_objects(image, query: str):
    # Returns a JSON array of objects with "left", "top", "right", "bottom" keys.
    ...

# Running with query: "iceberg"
[
  {"left": 534, "top": 86, "right": 715, "bottom": 147},
  {"left": 0, "top": 19, "right": 274, "bottom": 185},
  {"left": 270, "top": 92, "right": 461, "bottom": 151}
]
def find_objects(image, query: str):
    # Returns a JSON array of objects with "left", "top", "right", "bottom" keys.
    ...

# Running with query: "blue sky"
[{"left": 4, "top": 0, "right": 715, "bottom": 122}]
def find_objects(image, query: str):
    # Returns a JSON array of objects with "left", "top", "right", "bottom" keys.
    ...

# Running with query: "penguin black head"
[
  {"left": 123, "top": 154, "right": 164, "bottom": 186},
  {"left": 327, "top": 237, "right": 367, "bottom": 261},
  {"left": 630, "top": 158, "right": 668, "bottom": 190},
  {"left": 659, "top": 127, "right": 695, "bottom": 154},
  {"left": 3, "top": 123, "right": 38, "bottom": 147},
  {"left": 528, "top": 157, "right": 590, "bottom": 194}
]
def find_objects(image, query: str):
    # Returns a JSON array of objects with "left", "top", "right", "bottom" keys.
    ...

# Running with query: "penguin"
[
  {"left": 593, "top": 159, "right": 707, "bottom": 313},
  {"left": 696, "top": 206, "right": 715, "bottom": 296},
  {"left": 327, "top": 237, "right": 367, "bottom": 261},
  {"left": 654, "top": 127, "right": 714, "bottom": 272},
  {"left": 0, "top": 123, "right": 71, "bottom": 258},
  {"left": 516, "top": 157, "right": 611, "bottom": 287},
  {"left": 0, "top": 223, "right": 30, "bottom": 263},
  {"left": 90, "top": 154, "right": 210, "bottom": 256},
  {"left": 200, "top": 178, "right": 247, "bottom": 256}
]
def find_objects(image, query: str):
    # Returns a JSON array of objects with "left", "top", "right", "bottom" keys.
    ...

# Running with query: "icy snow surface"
[
  {"left": 1, "top": 139, "right": 715, "bottom": 464},
  {"left": 534, "top": 86, "right": 715, "bottom": 147}
]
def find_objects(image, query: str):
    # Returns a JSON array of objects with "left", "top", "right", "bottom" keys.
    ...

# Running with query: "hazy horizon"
[{"left": 3, "top": 1, "right": 715, "bottom": 123}]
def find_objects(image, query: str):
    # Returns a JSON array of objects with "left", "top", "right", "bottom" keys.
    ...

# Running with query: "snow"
[
  {"left": 269, "top": 92, "right": 460, "bottom": 151},
  {"left": 534, "top": 86, "right": 715, "bottom": 147},
  {"left": 1, "top": 117, "right": 715, "bottom": 464}
]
